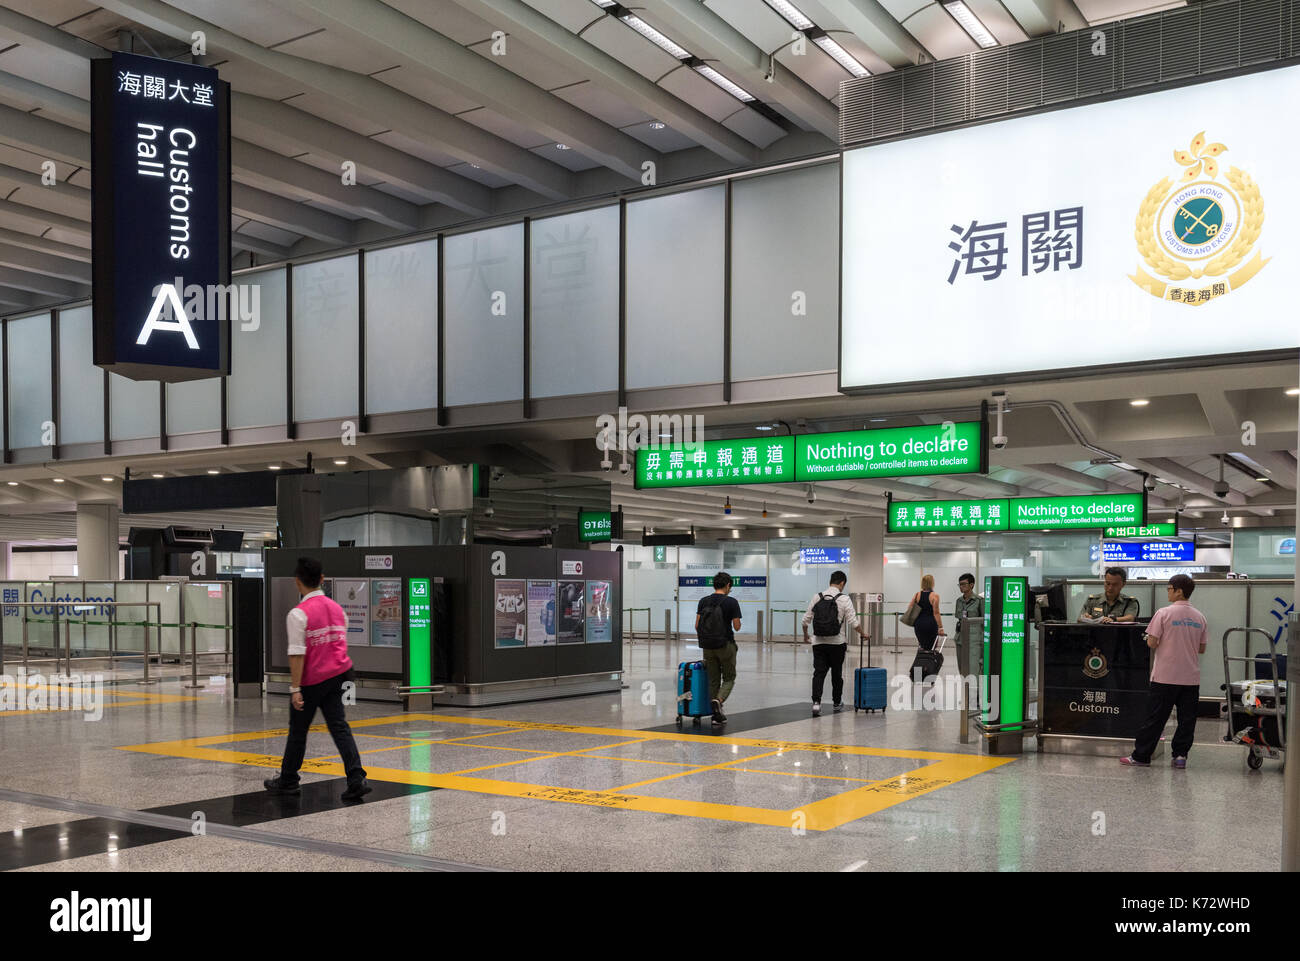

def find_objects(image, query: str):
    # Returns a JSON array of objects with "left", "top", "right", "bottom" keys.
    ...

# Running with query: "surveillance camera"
[
  {"left": 806, "top": 485, "right": 816, "bottom": 504},
  {"left": 1212, "top": 479, "right": 1230, "bottom": 498},
  {"left": 484, "top": 504, "right": 495, "bottom": 518},
  {"left": 1144, "top": 478, "right": 1157, "bottom": 493},
  {"left": 618, "top": 460, "right": 630, "bottom": 475},
  {"left": 992, "top": 435, "right": 1008, "bottom": 450},
  {"left": 601, "top": 459, "right": 612, "bottom": 472},
  {"left": 1220, "top": 511, "right": 1231, "bottom": 526},
  {"left": 1175, "top": 505, "right": 1186, "bottom": 515}
]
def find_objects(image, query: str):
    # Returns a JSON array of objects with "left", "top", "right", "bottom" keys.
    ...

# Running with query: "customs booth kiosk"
[{"left": 264, "top": 545, "right": 622, "bottom": 706}]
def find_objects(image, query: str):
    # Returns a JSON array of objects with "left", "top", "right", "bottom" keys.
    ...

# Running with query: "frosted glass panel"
[
  {"left": 365, "top": 241, "right": 437, "bottom": 414},
  {"left": 228, "top": 267, "right": 286, "bottom": 429},
  {"left": 530, "top": 206, "right": 619, "bottom": 398},
  {"left": 167, "top": 377, "right": 221, "bottom": 434},
  {"left": 7, "top": 314, "right": 51, "bottom": 449},
  {"left": 294, "top": 254, "right": 359, "bottom": 421},
  {"left": 731, "top": 165, "right": 839, "bottom": 379},
  {"left": 58, "top": 307, "right": 103, "bottom": 445},
  {"left": 445, "top": 224, "right": 523, "bottom": 406},
  {"left": 626, "top": 187, "right": 725, "bottom": 389},
  {"left": 110, "top": 373, "right": 159, "bottom": 440},
  {"left": 1233, "top": 529, "right": 1296, "bottom": 577}
]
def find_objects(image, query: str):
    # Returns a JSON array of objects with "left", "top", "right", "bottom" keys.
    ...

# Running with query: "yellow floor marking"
[
  {"left": 310, "top": 739, "right": 439, "bottom": 762},
  {"left": 1, "top": 682, "right": 198, "bottom": 717},
  {"left": 612, "top": 750, "right": 784, "bottom": 792},
  {"left": 118, "top": 712, "right": 1015, "bottom": 831},
  {"left": 442, "top": 737, "right": 654, "bottom": 777},
  {"left": 731, "top": 767, "right": 882, "bottom": 785}
]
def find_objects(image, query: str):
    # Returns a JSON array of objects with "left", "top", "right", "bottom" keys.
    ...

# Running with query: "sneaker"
[
  {"left": 812, "top": 701, "right": 821, "bottom": 717},
  {"left": 1119, "top": 755, "right": 1150, "bottom": 767},
  {"left": 711, "top": 699, "right": 727, "bottom": 724},
  {"left": 264, "top": 775, "right": 301, "bottom": 796},
  {"left": 341, "top": 779, "right": 373, "bottom": 802},
  {"left": 1172, "top": 756, "right": 1187, "bottom": 769},
  {"left": 832, "top": 703, "right": 844, "bottom": 713}
]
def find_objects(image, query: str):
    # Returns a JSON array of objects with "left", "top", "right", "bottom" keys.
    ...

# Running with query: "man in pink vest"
[{"left": 265, "top": 557, "right": 371, "bottom": 801}]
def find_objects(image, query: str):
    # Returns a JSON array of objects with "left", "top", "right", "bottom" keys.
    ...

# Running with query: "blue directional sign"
[
  {"left": 800, "top": 547, "right": 851, "bottom": 566},
  {"left": 1092, "top": 540, "right": 1196, "bottom": 563}
]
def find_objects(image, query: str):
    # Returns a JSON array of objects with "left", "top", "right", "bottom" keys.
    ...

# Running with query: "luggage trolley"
[{"left": 1220, "top": 627, "right": 1287, "bottom": 771}]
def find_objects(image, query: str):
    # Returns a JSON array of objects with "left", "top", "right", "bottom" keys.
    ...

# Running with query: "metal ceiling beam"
[
  {"left": 1235, "top": 450, "right": 1297, "bottom": 491},
  {"left": 448, "top": 0, "right": 759, "bottom": 164},
  {"left": 1021, "top": 462, "right": 1108, "bottom": 491},
  {"left": 809, "top": 0, "right": 932, "bottom": 68},
  {"left": 231, "top": 93, "right": 491, "bottom": 216},
  {"left": 0, "top": 227, "right": 90, "bottom": 263},
  {"left": 97, "top": 0, "right": 575, "bottom": 199},
  {"left": 266, "top": 0, "right": 656, "bottom": 181},
  {"left": 0, "top": 286, "right": 40, "bottom": 311},
  {"left": 0, "top": 243, "right": 91, "bottom": 285},
  {"left": 634, "top": 0, "right": 839, "bottom": 140},
  {"left": 0, "top": 101, "right": 87, "bottom": 169},
  {"left": 231, "top": 183, "right": 353, "bottom": 245},
  {"left": 0, "top": 6, "right": 104, "bottom": 62},
  {"left": 229, "top": 229, "right": 293, "bottom": 261},
  {"left": 0, "top": 196, "right": 89, "bottom": 237},
  {"left": 231, "top": 140, "right": 419, "bottom": 231},
  {"left": 1132, "top": 457, "right": 1248, "bottom": 507},
  {"left": 0, "top": 265, "right": 87, "bottom": 300}
]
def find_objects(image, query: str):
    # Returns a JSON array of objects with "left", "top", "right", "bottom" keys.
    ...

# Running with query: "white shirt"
[
  {"left": 285, "top": 589, "right": 324, "bottom": 656},
  {"left": 801, "top": 588, "right": 860, "bottom": 645}
]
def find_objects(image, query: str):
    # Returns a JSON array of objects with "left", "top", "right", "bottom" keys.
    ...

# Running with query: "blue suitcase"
[
  {"left": 853, "top": 636, "right": 888, "bottom": 713},
  {"left": 676, "top": 660, "right": 712, "bottom": 728}
]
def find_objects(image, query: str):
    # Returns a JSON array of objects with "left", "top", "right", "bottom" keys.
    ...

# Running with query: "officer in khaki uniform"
[{"left": 1078, "top": 567, "right": 1140, "bottom": 623}]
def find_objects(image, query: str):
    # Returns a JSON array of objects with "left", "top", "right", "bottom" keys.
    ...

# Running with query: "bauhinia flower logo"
[{"left": 1172, "top": 131, "right": 1227, "bottom": 181}]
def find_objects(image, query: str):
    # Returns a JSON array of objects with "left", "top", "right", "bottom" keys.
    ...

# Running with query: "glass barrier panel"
[
  {"left": 23, "top": 582, "right": 56, "bottom": 648},
  {"left": 184, "top": 582, "right": 231, "bottom": 654},
  {"left": 112, "top": 581, "right": 149, "bottom": 657},
  {"left": 149, "top": 582, "right": 183, "bottom": 656},
  {"left": 81, "top": 582, "right": 117, "bottom": 653}
]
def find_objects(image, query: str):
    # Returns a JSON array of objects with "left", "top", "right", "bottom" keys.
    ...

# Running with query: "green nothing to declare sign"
[{"left": 890, "top": 493, "right": 1145, "bottom": 533}]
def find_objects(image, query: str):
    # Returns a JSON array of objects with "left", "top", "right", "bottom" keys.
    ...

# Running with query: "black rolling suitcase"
[{"left": 909, "top": 632, "right": 946, "bottom": 682}]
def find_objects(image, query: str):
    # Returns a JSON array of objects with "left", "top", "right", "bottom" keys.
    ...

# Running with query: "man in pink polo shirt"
[
  {"left": 265, "top": 557, "right": 371, "bottom": 801},
  {"left": 1122, "top": 574, "right": 1209, "bottom": 769}
]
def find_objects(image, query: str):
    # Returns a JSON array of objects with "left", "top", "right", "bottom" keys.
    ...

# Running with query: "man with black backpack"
[
  {"left": 695, "top": 571, "right": 743, "bottom": 725},
  {"left": 801, "top": 571, "right": 869, "bottom": 716}
]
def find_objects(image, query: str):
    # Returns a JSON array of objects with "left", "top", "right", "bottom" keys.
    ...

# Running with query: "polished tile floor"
[{"left": 0, "top": 640, "right": 1286, "bottom": 871}]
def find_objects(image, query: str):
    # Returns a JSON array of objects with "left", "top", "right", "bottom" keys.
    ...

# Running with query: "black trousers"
[
  {"left": 1132, "top": 681, "right": 1200, "bottom": 762},
  {"left": 279, "top": 669, "right": 367, "bottom": 785},
  {"left": 811, "top": 642, "right": 848, "bottom": 704}
]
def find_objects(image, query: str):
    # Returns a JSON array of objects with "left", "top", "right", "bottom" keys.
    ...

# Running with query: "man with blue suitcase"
[
  {"left": 695, "top": 572, "right": 743, "bottom": 725},
  {"left": 801, "top": 571, "right": 870, "bottom": 716}
]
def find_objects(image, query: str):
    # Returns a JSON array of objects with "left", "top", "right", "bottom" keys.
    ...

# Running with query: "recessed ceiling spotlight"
[
  {"left": 555, "top": 143, "right": 571, "bottom": 150},
  {"left": 649, "top": 121, "right": 666, "bottom": 130},
  {"left": 101, "top": 476, "right": 114, "bottom": 482},
  {"left": 52, "top": 477, "right": 65, "bottom": 483},
  {"left": 333, "top": 458, "right": 347, "bottom": 466},
  {"left": 1130, "top": 398, "right": 1149, "bottom": 406},
  {"left": 267, "top": 465, "right": 281, "bottom": 471},
  {"left": 6, "top": 481, "right": 17, "bottom": 486},
  {"left": 755, "top": 424, "right": 773, "bottom": 431}
]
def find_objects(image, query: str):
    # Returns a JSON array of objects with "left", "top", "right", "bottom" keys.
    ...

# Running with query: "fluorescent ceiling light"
[
  {"left": 944, "top": 1, "right": 998, "bottom": 48},
  {"left": 52, "top": 477, "right": 65, "bottom": 483},
  {"left": 101, "top": 476, "right": 114, "bottom": 482},
  {"left": 333, "top": 458, "right": 348, "bottom": 465},
  {"left": 764, "top": 0, "right": 815, "bottom": 30},
  {"left": 694, "top": 64, "right": 755, "bottom": 102},
  {"left": 152, "top": 472, "right": 164, "bottom": 478},
  {"left": 1286, "top": 387, "right": 1300, "bottom": 396},
  {"left": 207, "top": 469, "right": 219, "bottom": 474},
  {"left": 5, "top": 481, "right": 16, "bottom": 486},
  {"left": 1130, "top": 398, "right": 1149, "bottom": 406},
  {"left": 267, "top": 464, "right": 281, "bottom": 470},
  {"left": 813, "top": 35, "right": 870, "bottom": 78},
  {"left": 649, "top": 121, "right": 666, "bottom": 130},
  {"left": 620, "top": 15, "right": 692, "bottom": 60}
]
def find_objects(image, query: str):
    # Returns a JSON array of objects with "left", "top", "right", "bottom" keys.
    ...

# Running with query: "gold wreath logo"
[{"left": 1129, "top": 131, "right": 1269, "bottom": 306}]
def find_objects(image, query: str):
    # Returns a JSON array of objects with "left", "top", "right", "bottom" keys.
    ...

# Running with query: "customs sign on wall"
[{"left": 92, "top": 51, "right": 231, "bottom": 381}]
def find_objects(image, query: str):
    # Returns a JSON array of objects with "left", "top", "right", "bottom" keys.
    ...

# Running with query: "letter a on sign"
[{"left": 137, "top": 284, "right": 200, "bottom": 349}]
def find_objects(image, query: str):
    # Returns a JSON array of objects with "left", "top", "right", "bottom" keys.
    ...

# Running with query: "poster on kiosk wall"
[
  {"left": 370, "top": 579, "right": 401, "bottom": 647},
  {"left": 333, "top": 578, "right": 371, "bottom": 647},
  {"left": 494, "top": 579, "right": 526, "bottom": 649},
  {"left": 557, "top": 580, "right": 586, "bottom": 644},
  {"left": 586, "top": 581, "right": 612, "bottom": 643},
  {"left": 526, "top": 580, "right": 557, "bottom": 646}
]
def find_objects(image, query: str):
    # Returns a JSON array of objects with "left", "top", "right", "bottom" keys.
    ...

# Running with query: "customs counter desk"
[
  {"left": 1037, "top": 620, "right": 1159, "bottom": 757},
  {"left": 264, "top": 546, "right": 622, "bottom": 708}
]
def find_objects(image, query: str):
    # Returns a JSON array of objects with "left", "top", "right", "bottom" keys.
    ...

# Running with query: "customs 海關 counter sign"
[{"left": 92, "top": 51, "right": 231, "bottom": 382}]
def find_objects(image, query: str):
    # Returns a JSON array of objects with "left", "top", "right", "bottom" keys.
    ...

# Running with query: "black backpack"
[
  {"left": 697, "top": 596, "right": 727, "bottom": 649},
  {"left": 811, "top": 592, "right": 842, "bottom": 637}
]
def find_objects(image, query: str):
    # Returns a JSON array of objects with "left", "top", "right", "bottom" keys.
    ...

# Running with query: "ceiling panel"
[
  {"left": 705, "top": 0, "right": 800, "bottom": 53},
  {"left": 0, "top": 44, "right": 90, "bottom": 100},
  {"left": 444, "top": 161, "right": 514, "bottom": 188},
  {"left": 521, "top": 0, "right": 606, "bottom": 33},
  {"left": 1075, "top": 0, "right": 1189, "bottom": 26},
  {"left": 166, "top": 0, "right": 323, "bottom": 48},
  {"left": 42, "top": 226, "right": 87, "bottom": 247},
  {"left": 235, "top": 218, "right": 301, "bottom": 247},
  {"left": 833, "top": 29, "right": 900, "bottom": 76},
  {"left": 1, "top": 0, "right": 96, "bottom": 23},
  {"left": 210, "top": 55, "right": 307, "bottom": 101},
  {"left": 658, "top": 65, "right": 747, "bottom": 122},
  {"left": 775, "top": 44, "right": 845, "bottom": 100},
  {"left": 276, "top": 91, "right": 391, "bottom": 137},
  {"left": 370, "top": 129, "right": 465, "bottom": 168},
  {"left": 878, "top": 0, "right": 935, "bottom": 22},
  {"left": 459, "top": 106, "right": 552, "bottom": 149},
  {"left": 371, "top": 64, "right": 481, "bottom": 116},
  {"left": 381, "top": 0, "right": 499, "bottom": 45},
  {"left": 967, "top": 0, "right": 1032, "bottom": 45},
  {"left": 906, "top": 3, "right": 979, "bottom": 60},
  {"left": 370, "top": 179, "right": 434, "bottom": 205},
  {"left": 622, "top": 119, "right": 700, "bottom": 153},
  {"left": 529, "top": 142, "right": 602, "bottom": 171},
  {"left": 580, "top": 16, "right": 683, "bottom": 84},
  {"left": 272, "top": 28, "right": 401, "bottom": 76},
  {"left": 467, "top": 35, "right": 587, "bottom": 90},
  {"left": 721, "top": 107, "right": 785, "bottom": 149},
  {"left": 554, "top": 80, "right": 655, "bottom": 128}
]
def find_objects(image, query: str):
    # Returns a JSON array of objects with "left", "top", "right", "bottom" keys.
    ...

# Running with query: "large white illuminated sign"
[{"left": 840, "top": 65, "right": 1300, "bottom": 390}]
